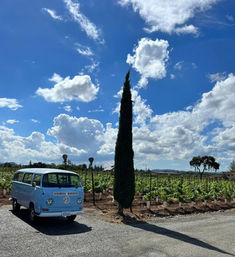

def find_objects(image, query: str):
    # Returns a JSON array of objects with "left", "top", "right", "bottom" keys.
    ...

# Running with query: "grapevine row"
[{"left": 0, "top": 168, "right": 234, "bottom": 204}]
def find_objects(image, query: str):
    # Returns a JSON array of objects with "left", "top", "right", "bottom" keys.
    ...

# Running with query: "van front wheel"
[
  {"left": 12, "top": 199, "right": 20, "bottom": 213},
  {"left": 66, "top": 215, "right": 76, "bottom": 223},
  {"left": 29, "top": 204, "right": 36, "bottom": 222}
]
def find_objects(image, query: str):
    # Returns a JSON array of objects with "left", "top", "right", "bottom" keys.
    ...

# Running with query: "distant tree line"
[
  {"left": 0, "top": 160, "right": 104, "bottom": 172},
  {"left": 28, "top": 161, "right": 104, "bottom": 171}
]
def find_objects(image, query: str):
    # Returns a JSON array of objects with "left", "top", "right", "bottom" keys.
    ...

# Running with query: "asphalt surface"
[{"left": 0, "top": 205, "right": 235, "bottom": 257}]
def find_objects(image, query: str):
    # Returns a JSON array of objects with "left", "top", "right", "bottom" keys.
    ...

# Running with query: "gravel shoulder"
[{"left": 0, "top": 205, "right": 235, "bottom": 257}]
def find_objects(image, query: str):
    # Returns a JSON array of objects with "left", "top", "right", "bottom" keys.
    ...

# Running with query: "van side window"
[
  {"left": 42, "top": 173, "right": 81, "bottom": 187},
  {"left": 13, "top": 172, "right": 24, "bottom": 182},
  {"left": 42, "top": 174, "right": 57, "bottom": 187},
  {"left": 22, "top": 173, "right": 33, "bottom": 184},
  {"left": 33, "top": 174, "right": 41, "bottom": 186},
  {"left": 71, "top": 175, "right": 81, "bottom": 187}
]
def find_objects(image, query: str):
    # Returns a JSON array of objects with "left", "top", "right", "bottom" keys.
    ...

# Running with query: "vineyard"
[{"left": 1, "top": 167, "right": 235, "bottom": 218}]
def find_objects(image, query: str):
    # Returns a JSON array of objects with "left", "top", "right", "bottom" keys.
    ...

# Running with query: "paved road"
[{"left": 0, "top": 205, "right": 235, "bottom": 257}]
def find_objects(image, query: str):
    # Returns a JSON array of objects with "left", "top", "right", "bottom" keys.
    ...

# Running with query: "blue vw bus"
[{"left": 11, "top": 168, "right": 84, "bottom": 222}]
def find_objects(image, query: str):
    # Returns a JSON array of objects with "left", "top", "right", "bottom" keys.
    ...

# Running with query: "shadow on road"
[
  {"left": 11, "top": 209, "right": 92, "bottom": 236},
  {"left": 128, "top": 221, "right": 235, "bottom": 256}
]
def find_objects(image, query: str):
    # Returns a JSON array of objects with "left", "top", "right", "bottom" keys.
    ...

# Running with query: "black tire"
[
  {"left": 66, "top": 215, "right": 76, "bottom": 223},
  {"left": 29, "top": 204, "right": 36, "bottom": 223},
  {"left": 12, "top": 199, "right": 20, "bottom": 213}
]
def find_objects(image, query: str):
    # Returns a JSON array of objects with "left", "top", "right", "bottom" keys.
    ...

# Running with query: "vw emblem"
[{"left": 63, "top": 196, "right": 70, "bottom": 204}]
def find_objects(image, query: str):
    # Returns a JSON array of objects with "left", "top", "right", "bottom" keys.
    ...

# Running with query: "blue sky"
[{"left": 1, "top": 0, "right": 235, "bottom": 171}]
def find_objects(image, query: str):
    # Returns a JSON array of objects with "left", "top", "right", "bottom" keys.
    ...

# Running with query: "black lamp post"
[{"left": 89, "top": 157, "right": 95, "bottom": 206}]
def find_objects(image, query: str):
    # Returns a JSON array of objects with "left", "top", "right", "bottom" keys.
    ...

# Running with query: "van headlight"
[
  {"left": 77, "top": 198, "right": 83, "bottom": 204},
  {"left": 46, "top": 198, "right": 54, "bottom": 205}
]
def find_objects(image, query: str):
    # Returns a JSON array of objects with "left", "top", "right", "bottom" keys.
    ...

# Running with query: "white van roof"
[{"left": 15, "top": 168, "right": 78, "bottom": 175}]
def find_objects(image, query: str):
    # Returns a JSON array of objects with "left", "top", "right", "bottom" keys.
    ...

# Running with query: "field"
[{"left": 1, "top": 167, "right": 235, "bottom": 220}]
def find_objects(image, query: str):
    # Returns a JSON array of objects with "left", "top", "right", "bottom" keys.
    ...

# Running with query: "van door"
[
  {"left": 21, "top": 173, "right": 34, "bottom": 207},
  {"left": 31, "top": 174, "right": 43, "bottom": 214},
  {"left": 12, "top": 172, "right": 24, "bottom": 204}
]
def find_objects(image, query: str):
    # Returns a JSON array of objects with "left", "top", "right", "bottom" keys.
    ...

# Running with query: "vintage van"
[{"left": 11, "top": 168, "right": 84, "bottom": 222}]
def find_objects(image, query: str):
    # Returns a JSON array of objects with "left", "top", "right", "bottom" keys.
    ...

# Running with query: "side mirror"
[{"left": 32, "top": 182, "right": 37, "bottom": 188}]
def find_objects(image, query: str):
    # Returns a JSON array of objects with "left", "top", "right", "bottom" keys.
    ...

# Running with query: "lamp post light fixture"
[{"left": 89, "top": 157, "right": 94, "bottom": 167}]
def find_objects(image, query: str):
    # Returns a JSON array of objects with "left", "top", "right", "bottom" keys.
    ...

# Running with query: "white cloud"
[
  {"left": 0, "top": 127, "right": 64, "bottom": 164},
  {"left": 84, "top": 60, "right": 100, "bottom": 73},
  {"left": 0, "top": 113, "right": 106, "bottom": 164},
  {"left": 208, "top": 72, "right": 227, "bottom": 83},
  {"left": 49, "top": 73, "right": 63, "bottom": 83},
  {"left": 76, "top": 44, "right": 93, "bottom": 56},
  {"left": 174, "top": 61, "right": 184, "bottom": 70},
  {"left": 147, "top": 111, "right": 207, "bottom": 160},
  {"left": 88, "top": 109, "right": 104, "bottom": 113},
  {"left": 119, "top": 0, "right": 220, "bottom": 35},
  {"left": 170, "top": 74, "right": 175, "bottom": 80},
  {"left": 110, "top": 73, "right": 235, "bottom": 169},
  {"left": 64, "top": 105, "right": 72, "bottom": 112},
  {"left": 113, "top": 102, "right": 120, "bottom": 115},
  {"left": 175, "top": 25, "right": 199, "bottom": 36},
  {"left": 42, "top": 8, "right": 63, "bottom": 20},
  {"left": 1, "top": 74, "right": 235, "bottom": 169},
  {"left": 133, "top": 73, "right": 235, "bottom": 165},
  {"left": 97, "top": 123, "right": 118, "bottom": 156},
  {"left": 31, "top": 119, "right": 39, "bottom": 123},
  {"left": 0, "top": 98, "right": 22, "bottom": 110},
  {"left": 64, "top": 0, "right": 103, "bottom": 43},
  {"left": 133, "top": 123, "right": 203, "bottom": 161},
  {"left": 6, "top": 120, "right": 19, "bottom": 124},
  {"left": 194, "top": 73, "right": 235, "bottom": 127},
  {"left": 212, "top": 126, "right": 235, "bottom": 155},
  {"left": 36, "top": 73, "right": 99, "bottom": 103},
  {"left": 47, "top": 114, "right": 104, "bottom": 154},
  {"left": 132, "top": 89, "right": 152, "bottom": 125},
  {"left": 186, "top": 105, "right": 193, "bottom": 111},
  {"left": 127, "top": 37, "right": 169, "bottom": 88}
]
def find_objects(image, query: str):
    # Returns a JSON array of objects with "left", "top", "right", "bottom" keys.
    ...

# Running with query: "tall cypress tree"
[{"left": 114, "top": 71, "right": 135, "bottom": 215}]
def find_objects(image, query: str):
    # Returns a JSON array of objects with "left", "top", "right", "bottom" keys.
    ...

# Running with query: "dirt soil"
[{"left": 2, "top": 189, "right": 235, "bottom": 223}]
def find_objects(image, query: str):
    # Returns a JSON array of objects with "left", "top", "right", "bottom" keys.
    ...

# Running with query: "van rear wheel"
[
  {"left": 66, "top": 215, "right": 76, "bottom": 223},
  {"left": 12, "top": 199, "right": 20, "bottom": 213}
]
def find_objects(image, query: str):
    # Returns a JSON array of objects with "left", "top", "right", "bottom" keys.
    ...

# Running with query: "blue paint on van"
[{"left": 11, "top": 168, "right": 84, "bottom": 222}]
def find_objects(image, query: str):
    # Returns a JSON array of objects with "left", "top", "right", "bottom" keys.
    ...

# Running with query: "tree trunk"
[
  {"left": 118, "top": 203, "right": 124, "bottom": 216},
  {"left": 130, "top": 205, "right": 133, "bottom": 213},
  {"left": 200, "top": 172, "right": 203, "bottom": 180}
]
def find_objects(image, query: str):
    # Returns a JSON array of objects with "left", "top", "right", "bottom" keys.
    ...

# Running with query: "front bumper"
[{"left": 38, "top": 210, "right": 84, "bottom": 217}]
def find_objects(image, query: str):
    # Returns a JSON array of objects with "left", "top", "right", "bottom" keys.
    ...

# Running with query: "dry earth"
[{"left": 1, "top": 189, "right": 235, "bottom": 222}]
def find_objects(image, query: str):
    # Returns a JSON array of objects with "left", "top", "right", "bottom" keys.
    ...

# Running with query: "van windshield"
[{"left": 42, "top": 173, "right": 82, "bottom": 188}]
